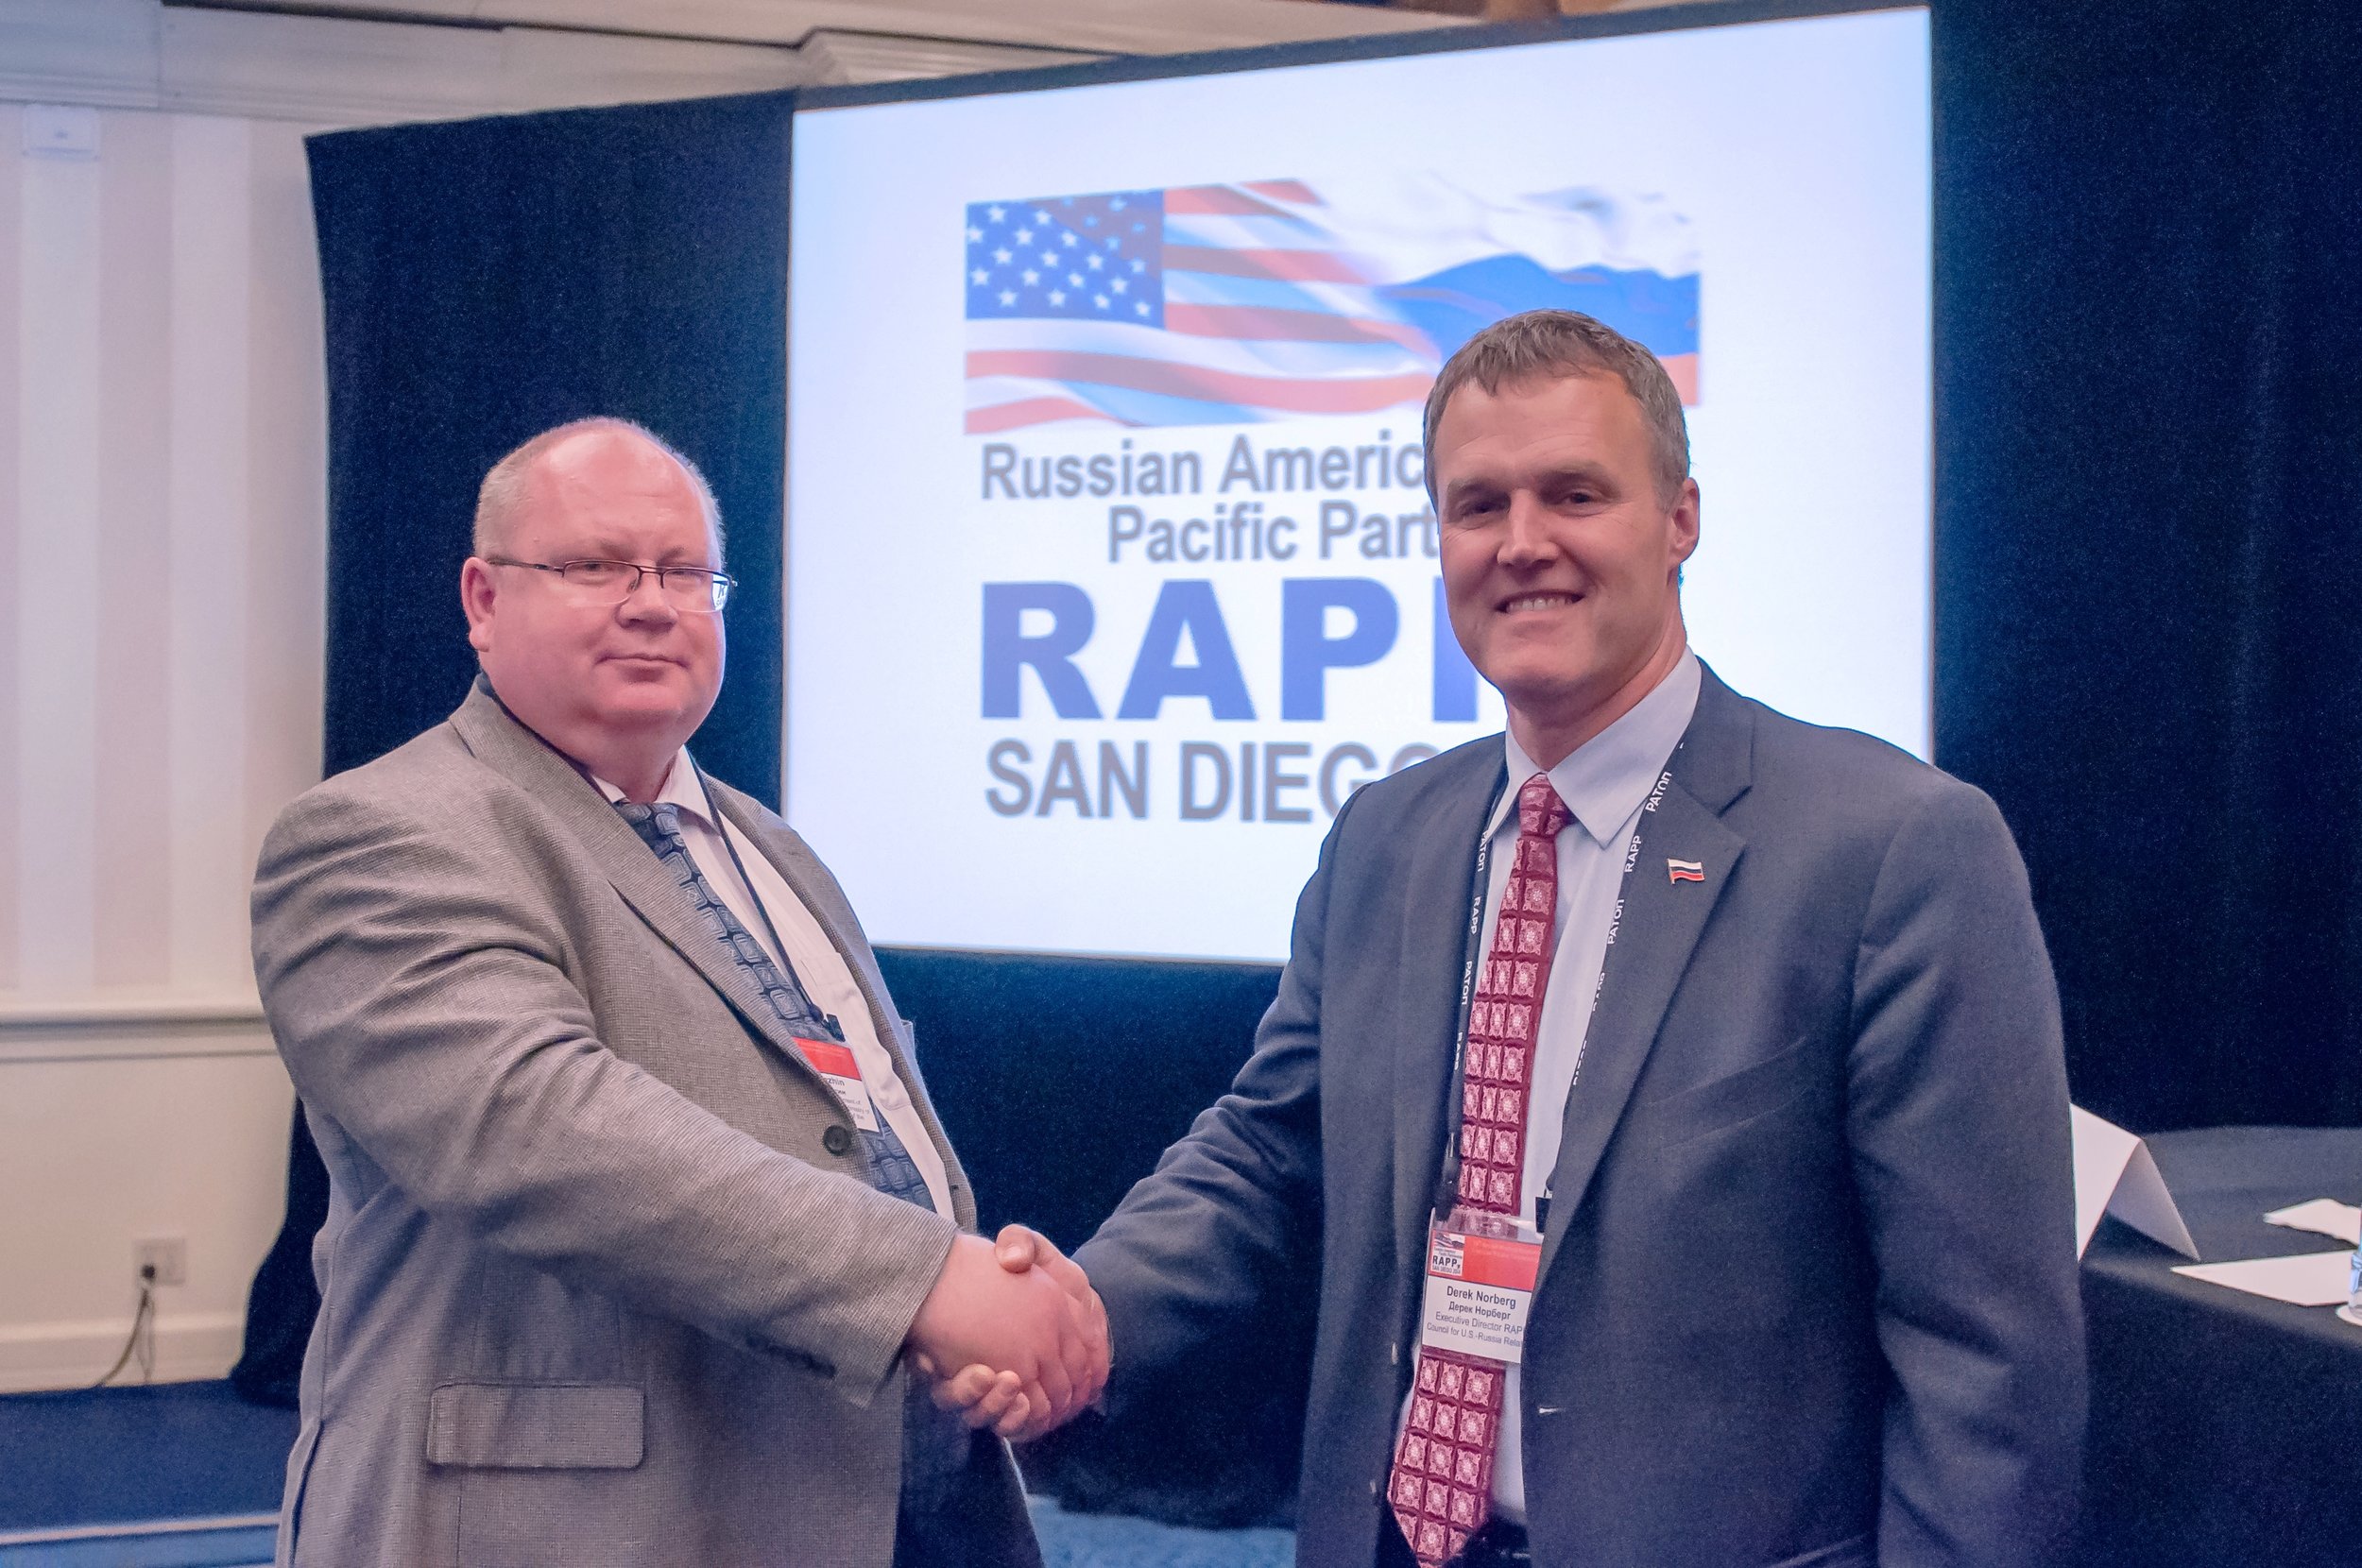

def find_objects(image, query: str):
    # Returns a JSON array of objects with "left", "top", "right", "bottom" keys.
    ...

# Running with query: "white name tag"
[
  {"left": 794, "top": 1036, "right": 880, "bottom": 1132},
  {"left": 1419, "top": 1221, "right": 1542, "bottom": 1366}
]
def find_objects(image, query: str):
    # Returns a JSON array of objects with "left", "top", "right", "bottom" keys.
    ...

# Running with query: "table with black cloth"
[{"left": 2077, "top": 1125, "right": 2362, "bottom": 1567}]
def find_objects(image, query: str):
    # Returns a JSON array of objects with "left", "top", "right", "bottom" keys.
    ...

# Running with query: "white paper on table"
[
  {"left": 2171, "top": 1250, "right": 2353, "bottom": 1307},
  {"left": 2070, "top": 1106, "right": 2199, "bottom": 1259},
  {"left": 2263, "top": 1198, "right": 2362, "bottom": 1246}
]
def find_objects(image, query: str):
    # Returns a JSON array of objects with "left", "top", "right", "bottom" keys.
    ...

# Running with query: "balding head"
[
  {"left": 460, "top": 417, "right": 728, "bottom": 802},
  {"left": 473, "top": 418, "right": 725, "bottom": 564}
]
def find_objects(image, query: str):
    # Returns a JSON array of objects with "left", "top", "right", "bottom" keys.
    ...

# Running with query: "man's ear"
[
  {"left": 460, "top": 557, "right": 497, "bottom": 655},
  {"left": 1669, "top": 477, "right": 1701, "bottom": 570}
]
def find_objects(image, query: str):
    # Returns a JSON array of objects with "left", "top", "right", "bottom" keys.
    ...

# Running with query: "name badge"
[
  {"left": 1418, "top": 1219, "right": 1542, "bottom": 1366},
  {"left": 793, "top": 1036, "right": 880, "bottom": 1133}
]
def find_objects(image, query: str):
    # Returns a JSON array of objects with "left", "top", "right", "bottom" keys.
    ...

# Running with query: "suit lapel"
[
  {"left": 1536, "top": 668, "right": 1754, "bottom": 1288},
  {"left": 446, "top": 685, "right": 820, "bottom": 1070},
  {"left": 1391, "top": 750, "right": 1511, "bottom": 1311}
]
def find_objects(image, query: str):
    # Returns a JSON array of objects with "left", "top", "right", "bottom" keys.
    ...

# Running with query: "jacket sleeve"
[
  {"left": 250, "top": 778, "right": 956, "bottom": 1407},
  {"left": 1073, "top": 788, "right": 1354, "bottom": 1408},
  {"left": 1847, "top": 781, "right": 2086, "bottom": 1567}
]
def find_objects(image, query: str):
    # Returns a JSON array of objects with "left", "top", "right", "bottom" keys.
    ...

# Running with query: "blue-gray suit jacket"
[{"left": 1077, "top": 666, "right": 2083, "bottom": 1568}]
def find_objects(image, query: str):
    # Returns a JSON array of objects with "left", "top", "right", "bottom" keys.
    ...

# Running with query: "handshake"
[{"left": 904, "top": 1224, "right": 1108, "bottom": 1442}]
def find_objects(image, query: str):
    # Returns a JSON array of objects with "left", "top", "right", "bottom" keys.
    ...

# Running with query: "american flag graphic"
[{"left": 963, "top": 174, "right": 1699, "bottom": 435}]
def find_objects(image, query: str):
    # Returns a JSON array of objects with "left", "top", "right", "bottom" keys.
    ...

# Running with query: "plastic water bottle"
[{"left": 2340, "top": 1249, "right": 2362, "bottom": 1327}]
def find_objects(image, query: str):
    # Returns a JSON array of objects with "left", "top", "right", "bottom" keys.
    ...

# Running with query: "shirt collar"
[
  {"left": 1490, "top": 652, "right": 1703, "bottom": 848},
  {"left": 589, "top": 747, "right": 712, "bottom": 829}
]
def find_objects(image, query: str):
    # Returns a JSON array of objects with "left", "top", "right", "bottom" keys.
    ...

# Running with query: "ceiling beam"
[{"left": 161, "top": 0, "right": 1469, "bottom": 55}]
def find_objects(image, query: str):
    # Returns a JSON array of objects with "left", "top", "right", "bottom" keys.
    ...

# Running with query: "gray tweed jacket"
[{"left": 252, "top": 681, "right": 1036, "bottom": 1568}]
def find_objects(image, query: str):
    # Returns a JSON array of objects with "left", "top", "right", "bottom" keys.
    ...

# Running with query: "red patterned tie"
[{"left": 1388, "top": 772, "right": 1571, "bottom": 1567}]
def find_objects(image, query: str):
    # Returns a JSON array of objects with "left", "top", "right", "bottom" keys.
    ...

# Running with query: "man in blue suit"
[{"left": 1021, "top": 311, "right": 2082, "bottom": 1567}]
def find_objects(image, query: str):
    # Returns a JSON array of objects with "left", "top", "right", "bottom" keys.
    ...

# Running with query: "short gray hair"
[
  {"left": 1422, "top": 310, "right": 1689, "bottom": 503},
  {"left": 472, "top": 417, "right": 725, "bottom": 561}
]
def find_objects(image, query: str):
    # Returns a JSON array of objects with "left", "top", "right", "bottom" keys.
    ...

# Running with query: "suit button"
[{"left": 822, "top": 1125, "right": 853, "bottom": 1156}]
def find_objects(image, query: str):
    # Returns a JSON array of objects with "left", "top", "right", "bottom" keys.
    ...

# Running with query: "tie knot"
[
  {"left": 1515, "top": 772, "right": 1570, "bottom": 840},
  {"left": 614, "top": 799, "right": 685, "bottom": 849}
]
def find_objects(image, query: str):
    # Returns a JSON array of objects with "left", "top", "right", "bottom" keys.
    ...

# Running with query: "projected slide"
[{"left": 790, "top": 8, "right": 1929, "bottom": 962}]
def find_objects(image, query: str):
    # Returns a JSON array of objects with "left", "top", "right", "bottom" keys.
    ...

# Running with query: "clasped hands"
[{"left": 905, "top": 1224, "right": 1105, "bottom": 1442}]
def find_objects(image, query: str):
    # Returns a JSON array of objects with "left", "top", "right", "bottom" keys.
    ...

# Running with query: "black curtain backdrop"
[
  {"left": 1933, "top": 0, "right": 2362, "bottom": 1130},
  {"left": 242, "top": 0, "right": 2362, "bottom": 1520},
  {"left": 309, "top": 89, "right": 792, "bottom": 797}
]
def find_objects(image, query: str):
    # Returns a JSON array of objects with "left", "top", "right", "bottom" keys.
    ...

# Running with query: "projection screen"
[{"left": 788, "top": 5, "right": 1930, "bottom": 962}]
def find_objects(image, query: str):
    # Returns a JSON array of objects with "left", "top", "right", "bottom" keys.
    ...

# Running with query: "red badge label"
[{"left": 794, "top": 1037, "right": 879, "bottom": 1132}]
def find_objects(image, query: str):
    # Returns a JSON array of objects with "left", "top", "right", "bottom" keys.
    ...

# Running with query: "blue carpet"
[
  {"left": 0, "top": 1518, "right": 277, "bottom": 1567},
  {"left": 0, "top": 1382, "right": 1293, "bottom": 1568},
  {"left": 1031, "top": 1498, "right": 1294, "bottom": 1568},
  {"left": 0, "top": 1385, "right": 295, "bottom": 1532}
]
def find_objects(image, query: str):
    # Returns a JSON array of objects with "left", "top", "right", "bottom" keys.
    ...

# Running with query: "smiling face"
[
  {"left": 1433, "top": 370, "right": 1699, "bottom": 768},
  {"left": 460, "top": 427, "right": 725, "bottom": 795}
]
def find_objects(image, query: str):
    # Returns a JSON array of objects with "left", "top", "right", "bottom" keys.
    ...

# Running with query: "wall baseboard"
[{"left": 0, "top": 1310, "right": 246, "bottom": 1394}]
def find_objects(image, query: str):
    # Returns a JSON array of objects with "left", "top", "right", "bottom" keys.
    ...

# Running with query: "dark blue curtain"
[
  {"left": 309, "top": 90, "right": 792, "bottom": 799},
  {"left": 1934, "top": 0, "right": 2362, "bottom": 1131}
]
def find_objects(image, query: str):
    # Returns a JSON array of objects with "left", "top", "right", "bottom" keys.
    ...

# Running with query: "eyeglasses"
[{"left": 481, "top": 555, "right": 735, "bottom": 613}]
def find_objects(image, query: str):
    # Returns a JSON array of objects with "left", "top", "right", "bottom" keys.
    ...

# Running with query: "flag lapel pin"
[{"left": 1667, "top": 859, "right": 1705, "bottom": 885}]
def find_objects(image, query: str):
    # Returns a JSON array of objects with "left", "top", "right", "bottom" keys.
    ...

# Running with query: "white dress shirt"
[
  {"left": 594, "top": 751, "right": 955, "bottom": 1217},
  {"left": 1408, "top": 652, "right": 1702, "bottom": 1523}
]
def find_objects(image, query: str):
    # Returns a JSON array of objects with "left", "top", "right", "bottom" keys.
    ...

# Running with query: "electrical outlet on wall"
[{"left": 136, "top": 1237, "right": 187, "bottom": 1287}]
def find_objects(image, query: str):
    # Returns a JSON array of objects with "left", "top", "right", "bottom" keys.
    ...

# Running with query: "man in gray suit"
[
  {"left": 252, "top": 418, "right": 1103, "bottom": 1567},
  {"left": 1030, "top": 313, "right": 2083, "bottom": 1567}
]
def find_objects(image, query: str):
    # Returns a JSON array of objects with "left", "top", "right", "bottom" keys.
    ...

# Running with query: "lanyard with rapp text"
[{"left": 1429, "top": 768, "right": 1510, "bottom": 1225}]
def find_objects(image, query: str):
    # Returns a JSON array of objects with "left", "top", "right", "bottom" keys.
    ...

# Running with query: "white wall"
[
  {"left": 0, "top": 0, "right": 1459, "bottom": 1393},
  {"left": 0, "top": 98, "right": 328, "bottom": 1392}
]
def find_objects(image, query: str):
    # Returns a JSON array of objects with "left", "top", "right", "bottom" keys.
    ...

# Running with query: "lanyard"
[
  {"left": 691, "top": 761, "right": 843, "bottom": 1044},
  {"left": 1430, "top": 768, "right": 1511, "bottom": 1223}
]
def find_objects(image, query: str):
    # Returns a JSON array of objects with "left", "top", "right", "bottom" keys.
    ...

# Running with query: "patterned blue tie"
[{"left": 612, "top": 801, "right": 936, "bottom": 1213}]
